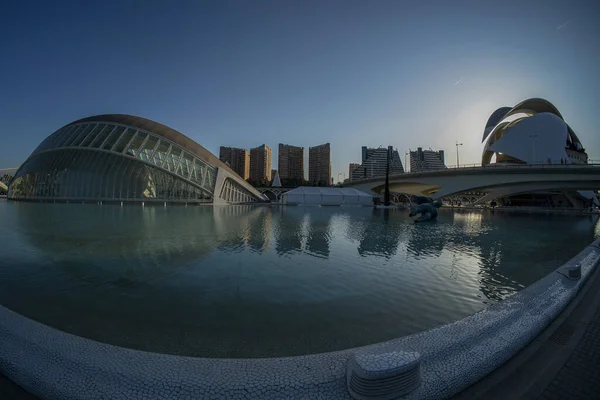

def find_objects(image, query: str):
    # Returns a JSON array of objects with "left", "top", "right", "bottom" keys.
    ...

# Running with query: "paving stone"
[{"left": 539, "top": 302, "right": 600, "bottom": 400}]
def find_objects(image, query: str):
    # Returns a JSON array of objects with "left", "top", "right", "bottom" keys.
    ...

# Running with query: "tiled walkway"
[
  {"left": 539, "top": 301, "right": 600, "bottom": 400},
  {"left": 3, "top": 268, "right": 600, "bottom": 400}
]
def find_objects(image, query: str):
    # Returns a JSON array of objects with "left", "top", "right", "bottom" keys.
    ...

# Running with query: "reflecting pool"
[{"left": 0, "top": 201, "right": 598, "bottom": 357}]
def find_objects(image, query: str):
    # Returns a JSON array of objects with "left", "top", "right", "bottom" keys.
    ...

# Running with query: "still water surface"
[{"left": 0, "top": 201, "right": 598, "bottom": 357}]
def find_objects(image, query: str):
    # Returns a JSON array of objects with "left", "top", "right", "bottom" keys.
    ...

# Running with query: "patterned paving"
[{"left": 539, "top": 302, "right": 600, "bottom": 400}]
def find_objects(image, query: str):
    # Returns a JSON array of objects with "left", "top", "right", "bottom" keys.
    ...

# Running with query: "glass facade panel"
[
  {"left": 138, "top": 136, "right": 158, "bottom": 163},
  {"left": 151, "top": 141, "right": 169, "bottom": 168},
  {"left": 193, "top": 161, "right": 204, "bottom": 186},
  {"left": 54, "top": 126, "right": 78, "bottom": 147},
  {"left": 167, "top": 147, "right": 182, "bottom": 174},
  {"left": 5, "top": 146, "right": 217, "bottom": 202},
  {"left": 181, "top": 152, "right": 194, "bottom": 180},
  {"left": 67, "top": 124, "right": 94, "bottom": 147},
  {"left": 9, "top": 119, "right": 257, "bottom": 204},
  {"left": 124, "top": 132, "right": 147, "bottom": 157},
  {"left": 61, "top": 124, "right": 89, "bottom": 147},
  {"left": 206, "top": 168, "right": 217, "bottom": 191},
  {"left": 100, "top": 125, "right": 126, "bottom": 150},
  {"left": 79, "top": 124, "right": 105, "bottom": 147},
  {"left": 50, "top": 128, "right": 78, "bottom": 148},
  {"left": 113, "top": 128, "right": 137, "bottom": 153},
  {"left": 189, "top": 159, "right": 198, "bottom": 182},
  {"left": 89, "top": 125, "right": 115, "bottom": 148}
]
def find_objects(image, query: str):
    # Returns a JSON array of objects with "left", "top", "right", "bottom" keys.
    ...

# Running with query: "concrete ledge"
[{"left": 1, "top": 240, "right": 600, "bottom": 399}]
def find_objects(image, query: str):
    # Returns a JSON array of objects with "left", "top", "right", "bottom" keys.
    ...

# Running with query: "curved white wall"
[{"left": 489, "top": 113, "right": 570, "bottom": 164}]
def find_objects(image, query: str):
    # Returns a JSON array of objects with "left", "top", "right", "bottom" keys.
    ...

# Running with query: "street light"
[
  {"left": 529, "top": 134, "right": 538, "bottom": 164},
  {"left": 455, "top": 141, "right": 463, "bottom": 168},
  {"left": 405, "top": 151, "right": 409, "bottom": 173}
]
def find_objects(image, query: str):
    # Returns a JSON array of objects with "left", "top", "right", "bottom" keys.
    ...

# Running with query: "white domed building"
[{"left": 481, "top": 98, "right": 596, "bottom": 207}]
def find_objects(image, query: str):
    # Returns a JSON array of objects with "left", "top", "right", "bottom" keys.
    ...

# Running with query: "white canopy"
[{"left": 281, "top": 186, "right": 373, "bottom": 206}]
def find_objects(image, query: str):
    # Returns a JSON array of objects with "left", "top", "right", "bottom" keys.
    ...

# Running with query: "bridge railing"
[
  {"left": 347, "top": 161, "right": 600, "bottom": 185},
  {"left": 403, "top": 161, "right": 600, "bottom": 174}
]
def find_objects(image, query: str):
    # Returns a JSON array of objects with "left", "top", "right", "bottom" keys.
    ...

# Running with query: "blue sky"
[{"left": 1, "top": 0, "right": 599, "bottom": 180}]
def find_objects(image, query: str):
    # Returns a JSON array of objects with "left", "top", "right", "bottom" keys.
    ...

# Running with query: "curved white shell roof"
[
  {"left": 488, "top": 113, "right": 569, "bottom": 164},
  {"left": 481, "top": 98, "right": 585, "bottom": 165}
]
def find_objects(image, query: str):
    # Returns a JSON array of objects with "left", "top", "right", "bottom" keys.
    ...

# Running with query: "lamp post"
[
  {"left": 455, "top": 141, "right": 463, "bottom": 168},
  {"left": 529, "top": 134, "right": 538, "bottom": 164},
  {"left": 405, "top": 151, "right": 409, "bottom": 173}
]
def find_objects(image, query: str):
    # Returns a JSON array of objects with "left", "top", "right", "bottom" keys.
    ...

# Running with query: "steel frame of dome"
[
  {"left": 8, "top": 114, "right": 266, "bottom": 204},
  {"left": 481, "top": 98, "right": 586, "bottom": 166}
]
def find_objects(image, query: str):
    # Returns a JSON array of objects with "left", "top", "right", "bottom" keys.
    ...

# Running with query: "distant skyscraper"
[
  {"left": 348, "top": 163, "right": 361, "bottom": 181},
  {"left": 351, "top": 146, "right": 404, "bottom": 181},
  {"left": 409, "top": 147, "right": 446, "bottom": 172},
  {"left": 278, "top": 144, "right": 304, "bottom": 182},
  {"left": 250, "top": 144, "right": 272, "bottom": 184},
  {"left": 309, "top": 143, "right": 331, "bottom": 186},
  {"left": 219, "top": 146, "right": 250, "bottom": 180}
]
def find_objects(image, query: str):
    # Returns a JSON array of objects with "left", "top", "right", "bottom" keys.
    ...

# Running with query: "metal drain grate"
[{"left": 549, "top": 322, "right": 576, "bottom": 346}]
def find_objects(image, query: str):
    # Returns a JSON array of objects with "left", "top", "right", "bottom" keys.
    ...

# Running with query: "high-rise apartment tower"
[
  {"left": 351, "top": 146, "right": 404, "bottom": 181},
  {"left": 249, "top": 144, "right": 272, "bottom": 185},
  {"left": 308, "top": 143, "right": 331, "bottom": 186},
  {"left": 278, "top": 144, "right": 304, "bottom": 183},
  {"left": 409, "top": 147, "right": 446, "bottom": 172},
  {"left": 219, "top": 146, "right": 250, "bottom": 180}
]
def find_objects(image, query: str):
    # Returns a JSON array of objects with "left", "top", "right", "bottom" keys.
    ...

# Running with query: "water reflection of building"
[
  {"left": 357, "top": 209, "right": 403, "bottom": 258},
  {"left": 13, "top": 203, "right": 246, "bottom": 284},
  {"left": 248, "top": 207, "right": 272, "bottom": 253},
  {"left": 214, "top": 205, "right": 264, "bottom": 251},
  {"left": 404, "top": 221, "right": 447, "bottom": 259},
  {"left": 274, "top": 207, "right": 306, "bottom": 255},
  {"left": 451, "top": 210, "right": 599, "bottom": 302},
  {"left": 16, "top": 203, "right": 600, "bottom": 307},
  {"left": 305, "top": 210, "right": 332, "bottom": 258}
]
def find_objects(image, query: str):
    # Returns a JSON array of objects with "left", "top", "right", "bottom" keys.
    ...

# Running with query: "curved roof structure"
[
  {"left": 482, "top": 107, "right": 512, "bottom": 143},
  {"left": 481, "top": 98, "right": 587, "bottom": 166},
  {"left": 504, "top": 98, "right": 563, "bottom": 120},
  {"left": 481, "top": 98, "right": 564, "bottom": 144},
  {"left": 41, "top": 114, "right": 241, "bottom": 180},
  {"left": 10, "top": 114, "right": 265, "bottom": 204}
]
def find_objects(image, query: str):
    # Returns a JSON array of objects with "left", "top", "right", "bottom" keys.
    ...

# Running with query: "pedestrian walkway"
[
  {"left": 539, "top": 302, "right": 600, "bottom": 400},
  {"left": 454, "top": 258, "right": 600, "bottom": 400}
]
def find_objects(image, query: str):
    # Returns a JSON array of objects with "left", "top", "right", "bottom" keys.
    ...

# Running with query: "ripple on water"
[{"left": 0, "top": 202, "right": 597, "bottom": 357}]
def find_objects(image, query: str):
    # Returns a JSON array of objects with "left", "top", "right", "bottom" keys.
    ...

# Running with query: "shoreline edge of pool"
[{"left": 1, "top": 237, "right": 599, "bottom": 399}]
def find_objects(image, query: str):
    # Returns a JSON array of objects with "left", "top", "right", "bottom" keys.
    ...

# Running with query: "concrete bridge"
[
  {"left": 346, "top": 164, "right": 600, "bottom": 205},
  {"left": 256, "top": 187, "right": 294, "bottom": 202}
]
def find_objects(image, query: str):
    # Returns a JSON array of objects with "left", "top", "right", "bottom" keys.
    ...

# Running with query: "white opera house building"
[{"left": 481, "top": 98, "right": 597, "bottom": 207}]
